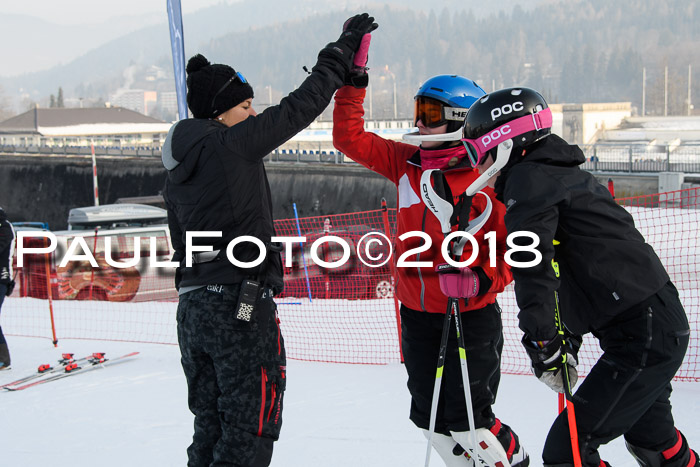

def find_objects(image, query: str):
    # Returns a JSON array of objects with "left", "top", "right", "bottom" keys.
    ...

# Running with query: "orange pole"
[
  {"left": 566, "top": 395, "right": 583, "bottom": 467},
  {"left": 43, "top": 237, "right": 58, "bottom": 346},
  {"left": 559, "top": 389, "right": 582, "bottom": 467}
]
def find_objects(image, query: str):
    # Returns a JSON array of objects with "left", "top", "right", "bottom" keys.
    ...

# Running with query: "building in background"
[
  {"left": 0, "top": 107, "right": 172, "bottom": 147},
  {"left": 595, "top": 116, "right": 700, "bottom": 146},
  {"left": 156, "top": 91, "right": 179, "bottom": 121},
  {"left": 109, "top": 90, "right": 158, "bottom": 116}
]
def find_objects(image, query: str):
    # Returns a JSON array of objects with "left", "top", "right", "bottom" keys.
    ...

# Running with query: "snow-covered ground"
[{"left": 1, "top": 335, "right": 698, "bottom": 467}]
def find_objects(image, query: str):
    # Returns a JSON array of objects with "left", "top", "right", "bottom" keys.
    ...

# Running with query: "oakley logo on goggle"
[
  {"left": 491, "top": 102, "right": 524, "bottom": 121},
  {"left": 481, "top": 124, "right": 512, "bottom": 147}
]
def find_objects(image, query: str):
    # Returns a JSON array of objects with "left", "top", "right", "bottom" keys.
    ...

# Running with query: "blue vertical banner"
[{"left": 167, "top": 0, "right": 188, "bottom": 120}]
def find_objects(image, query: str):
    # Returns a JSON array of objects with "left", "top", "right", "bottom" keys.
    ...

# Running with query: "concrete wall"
[
  {"left": 0, "top": 154, "right": 396, "bottom": 230},
  {"left": 590, "top": 172, "right": 659, "bottom": 198},
  {"left": 1, "top": 154, "right": 688, "bottom": 230},
  {"left": 0, "top": 155, "right": 168, "bottom": 230}
]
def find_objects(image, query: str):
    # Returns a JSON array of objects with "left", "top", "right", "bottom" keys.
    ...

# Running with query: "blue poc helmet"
[{"left": 404, "top": 74, "right": 486, "bottom": 144}]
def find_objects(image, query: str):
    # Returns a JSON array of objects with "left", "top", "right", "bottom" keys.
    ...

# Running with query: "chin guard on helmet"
[
  {"left": 402, "top": 127, "right": 463, "bottom": 144},
  {"left": 466, "top": 140, "right": 513, "bottom": 196}
]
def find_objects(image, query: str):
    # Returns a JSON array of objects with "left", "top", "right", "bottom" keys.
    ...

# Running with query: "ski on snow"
[
  {"left": 2, "top": 352, "right": 140, "bottom": 391},
  {"left": 0, "top": 353, "right": 101, "bottom": 389}
]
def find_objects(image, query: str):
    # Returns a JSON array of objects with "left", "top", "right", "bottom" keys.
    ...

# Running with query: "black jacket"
[
  {"left": 496, "top": 135, "right": 669, "bottom": 340},
  {"left": 0, "top": 210, "right": 15, "bottom": 285},
  {"left": 162, "top": 51, "right": 347, "bottom": 292}
]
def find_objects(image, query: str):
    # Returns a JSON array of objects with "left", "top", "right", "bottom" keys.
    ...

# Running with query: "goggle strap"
[
  {"left": 462, "top": 107, "right": 552, "bottom": 164},
  {"left": 532, "top": 107, "right": 552, "bottom": 131}
]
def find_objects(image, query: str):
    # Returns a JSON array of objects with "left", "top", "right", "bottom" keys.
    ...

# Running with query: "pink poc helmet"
[{"left": 461, "top": 87, "right": 552, "bottom": 194}]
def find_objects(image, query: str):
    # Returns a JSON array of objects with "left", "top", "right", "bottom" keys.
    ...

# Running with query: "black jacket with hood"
[
  {"left": 0, "top": 208, "right": 15, "bottom": 286},
  {"left": 162, "top": 52, "right": 347, "bottom": 292},
  {"left": 495, "top": 134, "right": 669, "bottom": 340}
]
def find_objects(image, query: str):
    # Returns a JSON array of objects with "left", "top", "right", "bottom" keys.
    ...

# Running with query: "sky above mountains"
[
  {"left": 1, "top": 0, "right": 229, "bottom": 76},
  {"left": 4, "top": 0, "right": 227, "bottom": 24}
]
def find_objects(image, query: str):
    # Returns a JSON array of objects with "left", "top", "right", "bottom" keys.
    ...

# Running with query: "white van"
[
  {"left": 66, "top": 204, "right": 168, "bottom": 231},
  {"left": 19, "top": 204, "right": 177, "bottom": 302}
]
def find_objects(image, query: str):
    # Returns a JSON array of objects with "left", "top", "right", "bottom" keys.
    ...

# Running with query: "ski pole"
[
  {"left": 420, "top": 169, "right": 493, "bottom": 465},
  {"left": 551, "top": 250, "right": 583, "bottom": 467},
  {"left": 449, "top": 291, "right": 479, "bottom": 462},
  {"left": 292, "top": 203, "right": 313, "bottom": 302},
  {"left": 424, "top": 299, "right": 454, "bottom": 467},
  {"left": 420, "top": 170, "right": 456, "bottom": 466}
]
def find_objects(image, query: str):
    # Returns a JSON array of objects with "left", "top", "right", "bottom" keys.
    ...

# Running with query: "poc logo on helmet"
[
  {"left": 491, "top": 102, "right": 524, "bottom": 121},
  {"left": 481, "top": 125, "right": 511, "bottom": 147}
]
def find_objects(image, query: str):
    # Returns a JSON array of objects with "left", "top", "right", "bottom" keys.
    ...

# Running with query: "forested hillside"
[{"left": 1, "top": 0, "right": 697, "bottom": 119}]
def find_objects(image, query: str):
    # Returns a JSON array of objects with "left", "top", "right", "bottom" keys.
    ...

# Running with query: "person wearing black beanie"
[
  {"left": 185, "top": 54, "right": 255, "bottom": 121},
  {"left": 162, "top": 13, "right": 378, "bottom": 467}
]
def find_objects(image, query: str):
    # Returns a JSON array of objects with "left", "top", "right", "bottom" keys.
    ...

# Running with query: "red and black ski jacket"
[{"left": 333, "top": 86, "right": 513, "bottom": 314}]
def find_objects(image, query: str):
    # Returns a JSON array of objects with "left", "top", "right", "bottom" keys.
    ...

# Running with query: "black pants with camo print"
[{"left": 177, "top": 284, "right": 286, "bottom": 467}]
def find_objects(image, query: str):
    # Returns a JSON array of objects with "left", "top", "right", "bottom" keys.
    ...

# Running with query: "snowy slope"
[{"left": 1, "top": 336, "right": 698, "bottom": 466}]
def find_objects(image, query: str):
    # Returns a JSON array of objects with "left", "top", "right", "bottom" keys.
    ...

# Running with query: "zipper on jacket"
[{"left": 418, "top": 207, "right": 428, "bottom": 312}]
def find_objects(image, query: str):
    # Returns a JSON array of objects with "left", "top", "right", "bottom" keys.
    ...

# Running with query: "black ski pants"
[
  {"left": 0, "top": 283, "right": 7, "bottom": 345},
  {"left": 543, "top": 282, "right": 691, "bottom": 467},
  {"left": 177, "top": 284, "right": 286, "bottom": 467},
  {"left": 401, "top": 302, "right": 505, "bottom": 434}
]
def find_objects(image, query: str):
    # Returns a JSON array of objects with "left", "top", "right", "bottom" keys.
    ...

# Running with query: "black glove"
[
  {"left": 5, "top": 279, "right": 15, "bottom": 297},
  {"left": 522, "top": 331, "right": 582, "bottom": 393},
  {"left": 341, "top": 14, "right": 377, "bottom": 88},
  {"left": 318, "top": 13, "right": 378, "bottom": 74},
  {"left": 338, "top": 13, "right": 378, "bottom": 56}
]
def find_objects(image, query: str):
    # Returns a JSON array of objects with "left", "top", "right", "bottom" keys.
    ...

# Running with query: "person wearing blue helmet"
[{"left": 332, "top": 37, "right": 529, "bottom": 467}]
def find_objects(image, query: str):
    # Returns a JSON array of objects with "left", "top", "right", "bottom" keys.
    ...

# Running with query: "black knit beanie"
[{"left": 186, "top": 54, "right": 254, "bottom": 119}]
